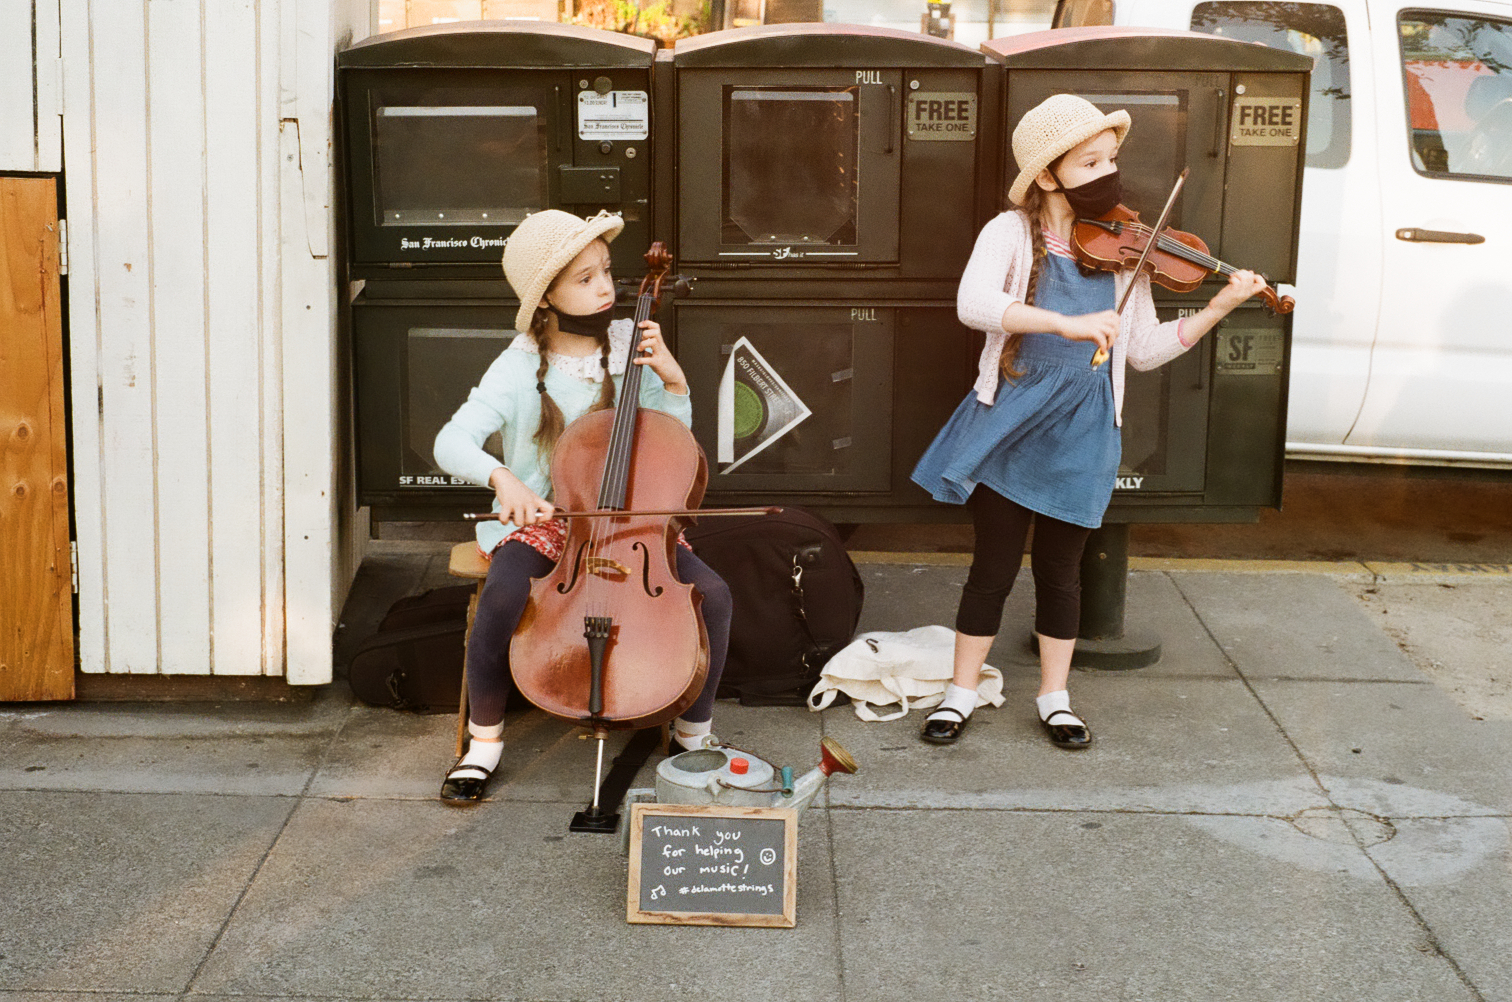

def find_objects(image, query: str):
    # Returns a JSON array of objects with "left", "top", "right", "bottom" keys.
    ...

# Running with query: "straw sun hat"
[
  {"left": 1008, "top": 94, "right": 1131, "bottom": 206},
  {"left": 502, "top": 209, "right": 625, "bottom": 333}
]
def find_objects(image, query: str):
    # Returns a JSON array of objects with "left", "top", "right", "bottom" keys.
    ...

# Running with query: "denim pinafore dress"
[{"left": 910, "top": 251, "right": 1121, "bottom": 528}]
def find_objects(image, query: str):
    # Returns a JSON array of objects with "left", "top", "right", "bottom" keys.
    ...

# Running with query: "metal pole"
[
  {"left": 1070, "top": 523, "right": 1161, "bottom": 670},
  {"left": 1078, "top": 523, "right": 1129, "bottom": 639}
]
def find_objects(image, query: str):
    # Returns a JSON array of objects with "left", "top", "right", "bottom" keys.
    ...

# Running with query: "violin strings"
[
  {"left": 1103, "top": 219, "right": 1216, "bottom": 270},
  {"left": 1115, "top": 221, "right": 1226, "bottom": 272}
]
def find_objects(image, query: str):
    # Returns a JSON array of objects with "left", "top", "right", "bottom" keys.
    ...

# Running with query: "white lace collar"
[{"left": 509, "top": 319, "right": 633, "bottom": 382}]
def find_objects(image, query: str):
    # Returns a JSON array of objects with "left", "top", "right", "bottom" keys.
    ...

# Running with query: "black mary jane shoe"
[
  {"left": 921, "top": 707, "right": 970, "bottom": 745},
  {"left": 439, "top": 762, "right": 493, "bottom": 805},
  {"left": 1041, "top": 709, "right": 1092, "bottom": 750}
]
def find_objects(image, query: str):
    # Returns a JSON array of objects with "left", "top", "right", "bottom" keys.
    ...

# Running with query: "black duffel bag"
[
  {"left": 347, "top": 584, "right": 475, "bottom": 713},
  {"left": 686, "top": 507, "right": 864, "bottom": 706}
]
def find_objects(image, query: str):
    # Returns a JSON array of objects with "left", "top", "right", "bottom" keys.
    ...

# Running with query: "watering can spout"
[
  {"left": 786, "top": 737, "right": 859, "bottom": 812},
  {"left": 819, "top": 736, "right": 859, "bottom": 777}
]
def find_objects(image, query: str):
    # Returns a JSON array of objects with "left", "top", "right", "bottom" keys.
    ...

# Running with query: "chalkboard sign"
[{"left": 626, "top": 803, "right": 797, "bottom": 927}]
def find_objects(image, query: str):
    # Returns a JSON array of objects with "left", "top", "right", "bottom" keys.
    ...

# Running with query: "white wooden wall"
[
  {"left": 58, "top": 0, "right": 371, "bottom": 682},
  {"left": 0, "top": 1, "right": 63, "bottom": 172}
]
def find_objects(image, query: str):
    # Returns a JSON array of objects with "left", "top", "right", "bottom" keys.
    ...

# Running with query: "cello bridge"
[{"left": 585, "top": 556, "right": 631, "bottom": 579}]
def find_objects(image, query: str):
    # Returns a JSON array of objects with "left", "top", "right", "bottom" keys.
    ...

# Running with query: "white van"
[{"left": 1053, "top": 0, "right": 1512, "bottom": 467}]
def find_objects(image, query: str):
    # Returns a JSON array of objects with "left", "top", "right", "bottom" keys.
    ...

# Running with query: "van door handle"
[{"left": 1395, "top": 228, "right": 1485, "bottom": 244}]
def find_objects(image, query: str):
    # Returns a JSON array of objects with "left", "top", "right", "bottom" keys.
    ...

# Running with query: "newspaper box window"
[
  {"left": 678, "top": 67, "right": 899, "bottom": 267},
  {"left": 353, "top": 306, "right": 518, "bottom": 504},
  {"left": 679, "top": 306, "right": 893, "bottom": 493},
  {"left": 374, "top": 101, "right": 547, "bottom": 229},
  {"left": 723, "top": 89, "right": 860, "bottom": 248},
  {"left": 669, "top": 25, "right": 997, "bottom": 280}
]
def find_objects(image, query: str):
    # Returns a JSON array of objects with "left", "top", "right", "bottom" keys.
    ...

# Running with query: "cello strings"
[
  {"left": 581, "top": 296, "right": 643, "bottom": 627},
  {"left": 600, "top": 295, "right": 649, "bottom": 512},
  {"left": 585, "top": 290, "right": 651, "bottom": 627},
  {"left": 582, "top": 328, "right": 627, "bottom": 674}
]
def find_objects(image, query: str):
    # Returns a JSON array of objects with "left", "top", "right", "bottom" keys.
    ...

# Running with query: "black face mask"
[
  {"left": 545, "top": 302, "right": 614, "bottom": 338},
  {"left": 1053, "top": 168, "right": 1123, "bottom": 219}
]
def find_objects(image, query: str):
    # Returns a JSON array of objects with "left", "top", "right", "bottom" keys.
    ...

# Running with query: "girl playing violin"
[
  {"left": 911, "top": 94, "right": 1266, "bottom": 749},
  {"left": 432, "top": 209, "right": 731, "bottom": 804}
]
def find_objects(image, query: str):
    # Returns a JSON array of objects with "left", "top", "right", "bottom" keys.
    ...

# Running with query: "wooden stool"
[{"left": 448, "top": 542, "right": 490, "bottom": 757}]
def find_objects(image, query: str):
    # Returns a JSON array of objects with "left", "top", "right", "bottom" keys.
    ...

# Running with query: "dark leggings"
[
  {"left": 955, "top": 485, "right": 1092, "bottom": 641},
  {"left": 464, "top": 540, "right": 731, "bottom": 728}
]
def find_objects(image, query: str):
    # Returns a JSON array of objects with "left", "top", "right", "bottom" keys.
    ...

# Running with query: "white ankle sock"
[
  {"left": 453, "top": 724, "right": 503, "bottom": 777},
  {"left": 927, "top": 683, "right": 979, "bottom": 722},
  {"left": 1036, "top": 690, "right": 1082, "bottom": 725},
  {"left": 469, "top": 720, "right": 504, "bottom": 741},
  {"left": 673, "top": 717, "right": 714, "bottom": 751},
  {"left": 453, "top": 741, "right": 501, "bottom": 777}
]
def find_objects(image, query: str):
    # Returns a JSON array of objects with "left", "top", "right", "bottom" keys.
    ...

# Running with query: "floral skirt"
[{"left": 487, "top": 518, "right": 692, "bottom": 561}]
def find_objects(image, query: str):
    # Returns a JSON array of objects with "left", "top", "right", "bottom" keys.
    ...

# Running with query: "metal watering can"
[{"left": 653, "top": 736, "right": 858, "bottom": 814}]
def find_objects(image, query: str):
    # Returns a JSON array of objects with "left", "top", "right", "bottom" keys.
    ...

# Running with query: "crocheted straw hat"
[
  {"left": 1008, "top": 94, "right": 1131, "bottom": 206},
  {"left": 502, "top": 209, "right": 624, "bottom": 333}
]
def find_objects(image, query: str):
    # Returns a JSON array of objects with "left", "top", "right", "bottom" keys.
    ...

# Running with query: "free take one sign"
[
  {"left": 1230, "top": 96, "right": 1302, "bottom": 146},
  {"left": 906, "top": 91, "right": 977, "bottom": 141}
]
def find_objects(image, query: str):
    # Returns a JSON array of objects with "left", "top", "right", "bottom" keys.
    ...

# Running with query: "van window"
[
  {"left": 1190, "top": 3, "right": 1351, "bottom": 169},
  {"left": 1398, "top": 12, "right": 1512, "bottom": 181},
  {"left": 1053, "top": 0, "right": 1115, "bottom": 28}
]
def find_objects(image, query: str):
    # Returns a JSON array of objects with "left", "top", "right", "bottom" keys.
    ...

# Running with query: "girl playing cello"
[{"left": 432, "top": 210, "right": 731, "bottom": 803}]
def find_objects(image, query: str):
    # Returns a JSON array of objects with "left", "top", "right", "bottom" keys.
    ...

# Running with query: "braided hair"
[
  {"left": 528, "top": 243, "right": 618, "bottom": 455},
  {"left": 1000, "top": 182, "right": 1049, "bottom": 383},
  {"left": 1001, "top": 153, "right": 1098, "bottom": 383}
]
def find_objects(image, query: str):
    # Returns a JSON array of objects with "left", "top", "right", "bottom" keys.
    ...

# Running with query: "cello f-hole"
[
  {"left": 632, "top": 541, "right": 664, "bottom": 598},
  {"left": 556, "top": 541, "right": 589, "bottom": 595}
]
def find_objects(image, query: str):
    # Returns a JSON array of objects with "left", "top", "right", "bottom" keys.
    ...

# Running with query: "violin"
[
  {"left": 1072, "top": 204, "right": 1295, "bottom": 316},
  {"left": 509, "top": 243, "right": 711, "bottom": 734}
]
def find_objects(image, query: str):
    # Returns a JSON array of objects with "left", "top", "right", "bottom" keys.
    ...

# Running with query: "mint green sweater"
[{"left": 433, "top": 320, "right": 693, "bottom": 553}]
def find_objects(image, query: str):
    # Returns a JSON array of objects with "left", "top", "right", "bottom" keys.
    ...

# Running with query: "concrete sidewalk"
[{"left": 3, "top": 546, "right": 1510, "bottom": 1002}]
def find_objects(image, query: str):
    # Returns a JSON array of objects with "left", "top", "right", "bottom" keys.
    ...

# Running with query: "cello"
[{"left": 506, "top": 243, "right": 711, "bottom": 828}]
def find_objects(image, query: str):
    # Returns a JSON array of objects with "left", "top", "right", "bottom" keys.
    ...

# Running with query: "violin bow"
[{"left": 1094, "top": 167, "right": 1189, "bottom": 369}]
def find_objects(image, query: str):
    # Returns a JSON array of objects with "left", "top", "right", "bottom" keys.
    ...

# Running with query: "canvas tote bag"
[{"left": 807, "top": 625, "right": 1005, "bottom": 721}]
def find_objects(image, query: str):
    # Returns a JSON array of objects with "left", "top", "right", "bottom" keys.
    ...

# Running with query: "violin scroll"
[{"left": 1256, "top": 284, "right": 1295, "bottom": 316}]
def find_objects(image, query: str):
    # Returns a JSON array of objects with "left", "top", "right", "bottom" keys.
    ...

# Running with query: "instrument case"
[
  {"left": 347, "top": 585, "right": 475, "bottom": 713},
  {"left": 686, "top": 506, "right": 864, "bottom": 706}
]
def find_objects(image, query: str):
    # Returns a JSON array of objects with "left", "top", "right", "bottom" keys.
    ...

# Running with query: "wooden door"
[{"left": 1, "top": 176, "right": 74, "bottom": 700}]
